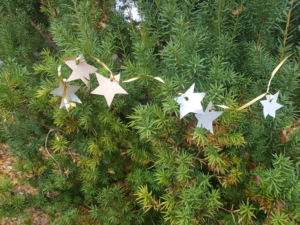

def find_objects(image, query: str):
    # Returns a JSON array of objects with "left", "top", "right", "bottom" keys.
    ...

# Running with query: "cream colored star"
[
  {"left": 91, "top": 73, "right": 128, "bottom": 106},
  {"left": 64, "top": 60, "right": 97, "bottom": 88}
]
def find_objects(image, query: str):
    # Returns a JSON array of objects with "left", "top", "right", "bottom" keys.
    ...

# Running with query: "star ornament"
[
  {"left": 91, "top": 73, "right": 128, "bottom": 106},
  {"left": 50, "top": 81, "right": 82, "bottom": 109},
  {"left": 195, "top": 102, "right": 223, "bottom": 134},
  {"left": 260, "top": 91, "right": 283, "bottom": 118},
  {"left": 174, "top": 83, "right": 205, "bottom": 119},
  {"left": 64, "top": 60, "right": 97, "bottom": 88}
]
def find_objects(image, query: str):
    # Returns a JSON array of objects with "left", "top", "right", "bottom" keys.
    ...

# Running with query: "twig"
[
  {"left": 15, "top": 110, "right": 53, "bottom": 130},
  {"left": 150, "top": 215, "right": 155, "bottom": 225},
  {"left": 193, "top": 147, "right": 206, "bottom": 169},
  {"left": 28, "top": 19, "right": 60, "bottom": 52},
  {"left": 231, "top": 204, "right": 237, "bottom": 224},
  {"left": 280, "top": 0, "right": 295, "bottom": 62},
  {"left": 194, "top": 146, "right": 202, "bottom": 161},
  {"left": 91, "top": 127, "right": 98, "bottom": 136},
  {"left": 146, "top": 164, "right": 156, "bottom": 170},
  {"left": 217, "top": 0, "right": 222, "bottom": 36},
  {"left": 116, "top": 18, "right": 128, "bottom": 60},
  {"left": 63, "top": 152, "right": 80, "bottom": 156},
  {"left": 219, "top": 207, "right": 240, "bottom": 214},
  {"left": 146, "top": 160, "right": 156, "bottom": 170}
]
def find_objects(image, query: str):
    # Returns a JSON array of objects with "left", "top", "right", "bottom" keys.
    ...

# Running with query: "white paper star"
[
  {"left": 91, "top": 73, "right": 128, "bottom": 106},
  {"left": 260, "top": 91, "right": 283, "bottom": 118},
  {"left": 50, "top": 82, "right": 82, "bottom": 109},
  {"left": 64, "top": 60, "right": 97, "bottom": 88},
  {"left": 195, "top": 102, "right": 223, "bottom": 134},
  {"left": 174, "top": 83, "right": 205, "bottom": 119}
]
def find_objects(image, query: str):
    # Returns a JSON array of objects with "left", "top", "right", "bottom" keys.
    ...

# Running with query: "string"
[{"left": 215, "top": 54, "right": 293, "bottom": 111}]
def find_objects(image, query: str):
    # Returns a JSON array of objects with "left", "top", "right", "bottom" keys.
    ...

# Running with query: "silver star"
[
  {"left": 260, "top": 91, "right": 283, "bottom": 118},
  {"left": 195, "top": 102, "right": 223, "bottom": 134},
  {"left": 174, "top": 83, "right": 205, "bottom": 119},
  {"left": 50, "top": 82, "right": 81, "bottom": 109}
]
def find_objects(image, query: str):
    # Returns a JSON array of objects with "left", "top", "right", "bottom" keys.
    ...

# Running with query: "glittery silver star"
[
  {"left": 174, "top": 83, "right": 205, "bottom": 119},
  {"left": 260, "top": 91, "right": 283, "bottom": 118},
  {"left": 50, "top": 82, "right": 81, "bottom": 109},
  {"left": 195, "top": 102, "right": 223, "bottom": 134}
]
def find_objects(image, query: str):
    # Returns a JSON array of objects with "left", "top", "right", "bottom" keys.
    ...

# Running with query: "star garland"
[
  {"left": 172, "top": 53, "right": 293, "bottom": 133},
  {"left": 50, "top": 55, "right": 131, "bottom": 110},
  {"left": 48, "top": 52, "right": 292, "bottom": 133},
  {"left": 50, "top": 65, "right": 81, "bottom": 111}
]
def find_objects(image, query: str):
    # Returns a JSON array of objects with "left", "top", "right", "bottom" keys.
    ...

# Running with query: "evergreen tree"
[{"left": 0, "top": 0, "right": 300, "bottom": 224}]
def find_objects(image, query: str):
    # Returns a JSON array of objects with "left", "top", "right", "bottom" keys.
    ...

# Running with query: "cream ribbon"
[
  {"left": 217, "top": 53, "right": 293, "bottom": 111},
  {"left": 57, "top": 65, "right": 76, "bottom": 111},
  {"left": 89, "top": 55, "right": 119, "bottom": 82},
  {"left": 123, "top": 75, "right": 165, "bottom": 83}
]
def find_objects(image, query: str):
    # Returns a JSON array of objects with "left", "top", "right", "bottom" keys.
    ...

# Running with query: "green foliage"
[
  {"left": 239, "top": 200, "right": 257, "bottom": 224},
  {"left": 0, "top": 0, "right": 300, "bottom": 224}
]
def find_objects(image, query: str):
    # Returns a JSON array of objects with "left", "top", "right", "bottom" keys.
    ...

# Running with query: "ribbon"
[
  {"left": 178, "top": 93, "right": 188, "bottom": 100},
  {"left": 63, "top": 57, "right": 77, "bottom": 63},
  {"left": 266, "top": 53, "right": 293, "bottom": 93},
  {"left": 66, "top": 55, "right": 165, "bottom": 84},
  {"left": 57, "top": 65, "right": 67, "bottom": 105},
  {"left": 57, "top": 65, "right": 76, "bottom": 111},
  {"left": 63, "top": 55, "right": 84, "bottom": 64},
  {"left": 89, "top": 55, "right": 112, "bottom": 74},
  {"left": 217, "top": 53, "right": 293, "bottom": 111},
  {"left": 123, "top": 75, "right": 165, "bottom": 83},
  {"left": 88, "top": 55, "right": 121, "bottom": 82}
]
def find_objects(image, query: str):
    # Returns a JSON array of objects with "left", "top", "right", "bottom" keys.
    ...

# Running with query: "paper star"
[
  {"left": 195, "top": 102, "right": 223, "bottom": 134},
  {"left": 260, "top": 91, "right": 283, "bottom": 118},
  {"left": 50, "top": 82, "right": 82, "bottom": 109},
  {"left": 174, "top": 83, "right": 206, "bottom": 119},
  {"left": 91, "top": 73, "right": 128, "bottom": 106},
  {"left": 64, "top": 60, "right": 97, "bottom": 88}
]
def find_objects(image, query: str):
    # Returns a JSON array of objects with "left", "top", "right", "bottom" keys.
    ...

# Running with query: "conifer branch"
[
  {"left": 150, "top": 215, "right": 156, "bottom": 225},
  {"left": 217, "top": 0, "right": 222, "bottom": 36},
  {"left": 15, "top": 110, "right": 54, "bottom": 130},
  {"left": 1, "top": 1, "right": 299, "bottom": 223},
  {"left": 256, "top": 17, "right": 266, "bottom": 47},
  {"left": 4, "top": 0, "right": 16, "bottom": 31},
  {"left": 72, "top": 0, "right": 92, "bottom": 52},
  {"left": 280, "top": 0, "right": 295, "bottom": 62},
  {"left": 116, "top": 19, "right": 128, "bottom": 60},
  {"left": 28, "top": 19, "right": 60, "bottom": 52}
]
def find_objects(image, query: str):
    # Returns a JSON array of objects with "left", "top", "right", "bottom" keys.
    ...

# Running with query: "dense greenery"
[{"left": 0, "top": 0, "right": 300, "bottom": 224}]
